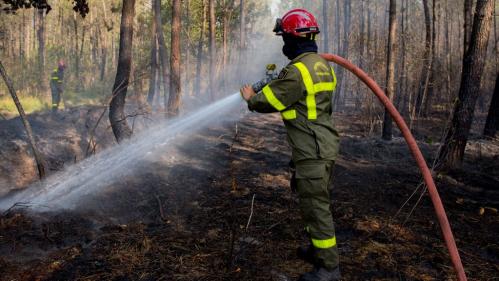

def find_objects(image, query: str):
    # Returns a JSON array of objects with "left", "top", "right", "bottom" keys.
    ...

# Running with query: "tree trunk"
[
  {"left": 438, "top": 0, "right": 494, "bottom": 169},
  {"left": 399, "top": 0, "right": 408, "bottom": 115},
  {"left": 195, "top": 0, "right": 207, "bottom": 97},
  {"left": 73, "top": 14, "right": 83, "bottom": 91},
  {"left": 322, "top": 0, "right": 329, "bottom": 52},
  {"left": 99, "top": 0, "right": 110, "bottom": 81},
  {"left": 414, "top": 0, "right": 433, "bottom": 119},
  {"left": 109, "top": 0, "right": 135, "bottom": 143},
  {"left": 335, "top": 0, "right": 341, "bottom": 55},
  {"left": 445, "top": 0, "right": 452, "bottom": 105},
  {"left": 334, "top": 0, "right": 350, "bottom": 109},
  {"left": 484, "top": 73, "right": 499, "bottom": 137},
  {"left": 36, "top": 9, "right": 46, "bottom": 91},
  {"left": 153, "top": 0, "right": 169, "bottom": 109},
  {"left": 208, "top": 0, "right": 216, "bottom": 101},
  {"left": 147, "top": 2, "right": 158, "bottom": 106},
  {"left": 424, "top": 0, "right": 439, "bottom": 116},
  {"left": 185, "top": 0, "right": 191, "bottom": 96},
  {"left": 168, "top": 0, "right": 182, "bottom": 116},
  {"left": 100, "top": 38, "right": 108, "bottom": 81},
  {"left": 78, "top": 25, "right": 86, "bottom": 91},
  {"left": 382, "top": 0, "right": 398, "bottom": 140},
  {"left": 221, "top": 1, "right": 228, "bottom": 92},
  {"left": 238, "top": 0, "right": 246, "bottom": 79},
  {"left": 464, "top": 0, "right": 474, "bottom": 55},
  {"left": 0, "top": 60, "right": 46, "bottom": 179}
]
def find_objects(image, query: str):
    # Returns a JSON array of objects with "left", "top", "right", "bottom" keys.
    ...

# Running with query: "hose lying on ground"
[{"left": 320, "top": 53, "right": 467, "bottom": 281}]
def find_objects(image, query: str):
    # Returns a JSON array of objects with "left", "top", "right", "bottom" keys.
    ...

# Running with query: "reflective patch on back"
[{"left": 314, "top": 61, "right": 331, "bottom": 77}]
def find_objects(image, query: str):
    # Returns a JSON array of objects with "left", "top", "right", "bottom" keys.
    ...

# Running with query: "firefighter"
[
  {"left": 240, "top": 9, "right": 341, "bottom": 281},
  {"left": 50, "top": 60, "right": 66, "bottom": 112}
]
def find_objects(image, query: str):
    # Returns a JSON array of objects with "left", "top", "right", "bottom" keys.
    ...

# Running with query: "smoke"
[
  {"left": 178, "top": 0, "right": 286, "bottom": 112},
  {"left": 0, "top": 1, "right": 291, "bottom": 212}
]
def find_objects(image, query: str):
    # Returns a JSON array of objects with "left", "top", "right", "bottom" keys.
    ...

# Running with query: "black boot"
[
  {"left": 298, "top": 266, "right": 341, "bottom": 281},
  {"left": 296, "top": 245, "right": 315, "bottom": 265}
]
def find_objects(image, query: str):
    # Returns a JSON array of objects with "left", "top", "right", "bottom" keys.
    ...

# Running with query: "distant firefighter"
[{"left": 50, "top": 60, "right": 66, "bottom": 112}]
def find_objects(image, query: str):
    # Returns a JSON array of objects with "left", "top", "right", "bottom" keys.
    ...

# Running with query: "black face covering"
[{"left": 282, "top": 34, "right": 318, "bottom": 60}]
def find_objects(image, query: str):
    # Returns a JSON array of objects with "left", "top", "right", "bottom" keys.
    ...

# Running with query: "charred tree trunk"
[
  {"left": 444, "top": 0, "right": 452, "bottom": 104},
  {"left": 464, "top": 0, "right": 474, "bottom": 55},
  {"left": 208, "top": 0, "right": 216, "bottom": 100},
  {"left": 168, "top": 0, "right": 182, "bottom": 116},
  {"left": 147, "top": 3, "right": 158, "bottom": 106},
  {"left": 195, "top": 0, "right": 207, "bottom": 97},
  {"left": 0, "top": 60, "right": 46, "bottom": 179},
  {"left": 414, "top": 0, "right": 433, "bottom": 119},
  {"left": 438, "top": 0, "right": 494, "bottom": 169},
  {"left": 154, "top": 0, "right": 169, "bottom": 109},
  {"left": 484, "top": 73, "right": 499, "bottom": 137},
  {"left": 424, "top": 0, "right": 439, "bottom": 116},
  {"left": 382, "top": 0, "right": 398, "bottom": 140},
  {"left": 109, "top": 0, "right": 135, "bottom": 143}
]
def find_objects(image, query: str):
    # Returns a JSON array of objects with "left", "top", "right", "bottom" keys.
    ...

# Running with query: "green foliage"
[{"left": 0, "top": 93, "right": 49, "bottom": 114}]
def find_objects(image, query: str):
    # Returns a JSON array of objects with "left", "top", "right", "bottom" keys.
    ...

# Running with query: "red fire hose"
[{"left": 320, "top": 53, "right": 467, "bottom": 281}]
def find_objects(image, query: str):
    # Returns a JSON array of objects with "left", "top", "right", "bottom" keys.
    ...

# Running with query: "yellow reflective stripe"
[
  {"left": 262, "top": 85, "right": 286, "bottom": 111},
  {"left": 281, "top": 109, "right": 296, "bottom": 120},
  {"left": 312, "top": 236, "right": 337, "bottom": 249},
  {"left": 51, "top": 77, "right": 59, "bottom": 80},
  {"left": 294, "top": 62, "right": 315, "bottom": 92},
  {"left": 307, "top": 95, "right": 317, "bottom": 119},
  {"left": 294, "top": 62, "right": 317, "bottom": 120},
  {"left": 331, "top": 67, "right": 337, "bottom": 91},
  {"left": 314, "top": 82, "right": 335, "bottom": 93}
]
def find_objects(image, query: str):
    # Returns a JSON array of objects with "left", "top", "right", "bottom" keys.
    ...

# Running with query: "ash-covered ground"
[{"left": 0, "top": 108, "right": 498, "bottom": 280}]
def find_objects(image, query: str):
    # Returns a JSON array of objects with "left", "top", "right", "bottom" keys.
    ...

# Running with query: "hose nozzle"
[{"left": 251, "top": 64, "right": 278, "bottom": 92}]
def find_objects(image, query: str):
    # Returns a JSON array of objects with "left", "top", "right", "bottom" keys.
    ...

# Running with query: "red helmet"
[
  {"left": 58, "top": 59, "right": 66, "bottom": 69},
  {"left": 273, "top": 9, "right": 320, "bottom": 37}
]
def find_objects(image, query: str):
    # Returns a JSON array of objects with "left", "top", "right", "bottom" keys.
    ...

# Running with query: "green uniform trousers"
[
  {"left": 293, "top": 160, "right": 339, "bottom": 269},
  {"left": 50, "top": 81, "right": 62, "bottom": 111}
]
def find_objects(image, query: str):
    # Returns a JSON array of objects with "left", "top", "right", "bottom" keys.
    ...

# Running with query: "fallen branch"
[
  {"left": 2, "top": 202, "right": 32, "bottom": 216},
  {"left": 245, "top": 194, "right": 256, "bottom": 231},
  {"left": 85, "top": 107, "right": 108, "bottom": 157}
]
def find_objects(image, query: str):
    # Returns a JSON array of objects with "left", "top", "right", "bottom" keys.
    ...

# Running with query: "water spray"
[
  {"left": 0, "top": 94, "right": 242, "bottom": 210},
  {"left": 319, "top": 53, "right": 467, "bottom": 281}
]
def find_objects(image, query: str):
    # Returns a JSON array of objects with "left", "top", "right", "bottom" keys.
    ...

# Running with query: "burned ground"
[{"left": 0, "top": 110, "right": 498, "bottom": 280}]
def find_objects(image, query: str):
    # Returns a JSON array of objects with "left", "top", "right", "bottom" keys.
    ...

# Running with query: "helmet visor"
[{"left": 273, "top": 18, "right": 283, "bottom": 35}]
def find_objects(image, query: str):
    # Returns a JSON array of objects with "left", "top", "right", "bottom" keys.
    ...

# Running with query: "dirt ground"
[{"left": 0, "top": 108, "right": 498, "bottom": 281}]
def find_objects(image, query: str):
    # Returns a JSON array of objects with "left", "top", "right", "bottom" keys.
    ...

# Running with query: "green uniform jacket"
[{"left": 248, "top": 52, "right": 340, "bottom": 163}]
